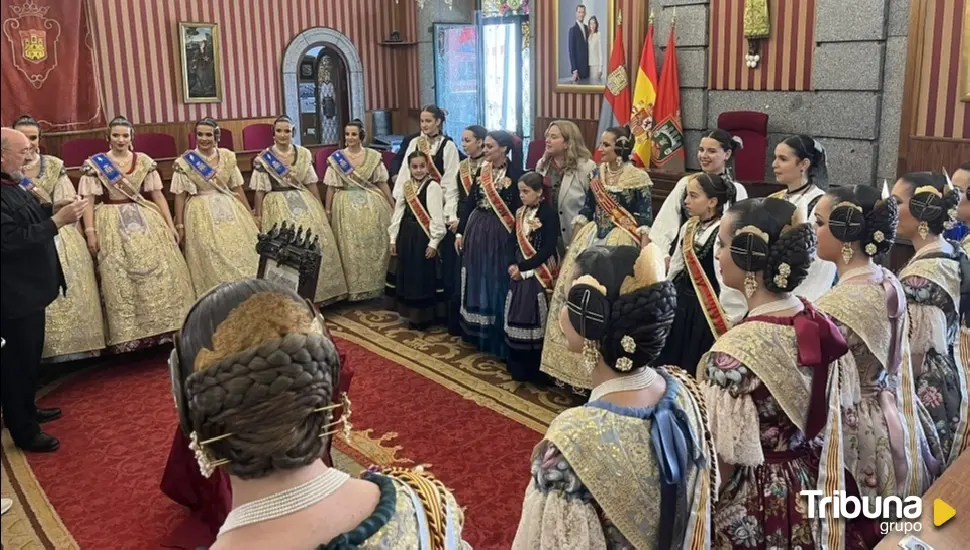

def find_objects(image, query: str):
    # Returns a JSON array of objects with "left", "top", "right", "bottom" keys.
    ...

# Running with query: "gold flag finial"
[
  {"left": 649, "top": 11, "right": 655, "bottom": 25},
  {"left": 617, "top": 8, "right": 623, "bottom": 25},
  {"left": 672, "top": 6, "right": 677, "bottom": 23}
]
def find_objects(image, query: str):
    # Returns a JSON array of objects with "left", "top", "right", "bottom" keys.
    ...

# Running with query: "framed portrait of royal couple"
[{"left": 554, "top": 0, "right": 614, "bottom": 92}]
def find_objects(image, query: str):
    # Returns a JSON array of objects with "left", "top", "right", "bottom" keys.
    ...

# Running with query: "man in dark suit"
[
  {"left": 568, "top": 4, "right": 590, "bottom": 82},
  {"left": 0, "top": 127, "right": 86, "bottom": 453}
]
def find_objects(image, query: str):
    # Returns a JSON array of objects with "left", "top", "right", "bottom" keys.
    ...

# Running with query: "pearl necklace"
[
  {"left": 589, "top": 367, "right": 660, "bottom": 402},
  {"left": 218, "top": 468, "right": 351, "bottom": 536},
  {"left": 747, "top": 295, "right": 802, "bottom": 317}
]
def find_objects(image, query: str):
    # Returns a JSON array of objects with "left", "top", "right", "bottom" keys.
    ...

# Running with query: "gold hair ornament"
[
  {"left": 621, "top": 335, "right": 636, "bottom": 353},
  {"left": 736, "top": 225, "right": 769, "bottom": 243},
  {"left": 865, "top": 243, "right": 878, "bottom": 256},
  {"left": 571, "top": 274, "right": 607, "bottom": 296},
  {"left": 744, "top": 271, "right": 758, "bottom": 299},
  {"left": 841, "top": 242, "right": 854, "bottom": 265},
  {"left": 914, "top": 185, "right": 942, "bottom": 198},
  {"left": 619, "top": 243, "right": 665, "bottom": 294},
  {"left": 773, "top": 262, "right": 791, "bottom": 289},
  {"left": 873, "top": 230, "right": 885, "bottom": 243},
  {"left": 615, "top": 357, "right": 634, "bottom": 371}
]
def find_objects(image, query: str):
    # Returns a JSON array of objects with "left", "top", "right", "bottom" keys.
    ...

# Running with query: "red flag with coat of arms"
[
  {"left": 652, "top": 21, "right": 685, "bottom": 171},
  {"left": 595, "top": 11, "right": 630, "bottom": 140}
]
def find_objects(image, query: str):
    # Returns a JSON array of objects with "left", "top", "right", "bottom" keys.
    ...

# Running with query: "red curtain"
[{"left": 0, "top": 0, "right": 104, "bottom": 132}]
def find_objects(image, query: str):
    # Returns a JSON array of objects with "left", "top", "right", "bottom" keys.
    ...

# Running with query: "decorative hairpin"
[
  {"left": 914, "top": 185, "right": 942, "bottom": 198},
  {"left": 736, "top": 225, "right": 769, "bottom": 243},
  {"left": 189, "top": 431, "right": 231, "bottom": 478},
  {"left": 621, "top": 335, "right": 636, "bottom": 353},
  {"left": 865, "top": 243, "right": 878, "bottom": 256},
  {"left": 615, "top": 357, "right": 634, "bottom": 371},
  {"left": 318, "top": 392, "right": 353, "bottom": 443},
  {"left": 773, "top": 262, "right": 791, "bottom": 289},
  {"left": 881, "top": 179, "right": 890, "bottom": 199},
  {"left": 873, "top": 231, "right": 885, "bottom": 243},
  {"left": 571, "top": 274, "right": 607, "bottom": 295}
]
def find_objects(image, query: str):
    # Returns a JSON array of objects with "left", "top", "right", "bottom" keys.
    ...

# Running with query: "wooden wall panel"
[
  {"left": 904, "top": 137, "right": 970, "bottom": 174},
  {"left": 708, "top": 0, "right": 816, "bottom": 91}
]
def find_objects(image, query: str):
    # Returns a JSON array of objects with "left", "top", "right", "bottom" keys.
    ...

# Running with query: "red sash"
[
  {"left": 590, "top": 172, "right": 639, "bottom": 241},
  {"left": 458, "top": 158, "right": 475, "bottom": 194},
  {"left": 416, "top": 136, "right": 443, "bottom": 182},
  {"left": 515, "top": 207, "right": 558, "bottom": 290},
  {"left": 404, "top": 179, "right": 433, "bottom": 240},
  {"left": 480, "top": 162, "right": 515, "bottom": 233},
  {"left": 682, "top": 217, "right": 730, "bottom": 338}
]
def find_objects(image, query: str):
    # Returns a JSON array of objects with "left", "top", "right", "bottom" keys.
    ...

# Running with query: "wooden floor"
[{"left": 877, "top": 451, "right": 970, "bottom": 549}]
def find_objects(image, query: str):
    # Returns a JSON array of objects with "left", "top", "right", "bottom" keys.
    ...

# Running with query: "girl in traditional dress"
[
  {"left": 447, "top": 124, "right": 487, "bottom": 335},
  {"left": 768, "top": 134, "right": 837, "bottom": 300},
  {"left": 651, "top": 129, "right": 748, "bottom": 260},
  {"left": 169, "top": 279, "right": 468, "bottom": 548},
  {"left": 534, "top": 120, "right": 596, "bottom": 253},
  {"left": 13, "top": 115, "right": 105, "bottom": 361},
  {"left": 250, "top": 115, "right": 347, "bottom": 305},
  {"left": 513, "top": 244, "right": 715, "bottom": 549},
  {"left": 504, "top": 172, "right": 560, "bottom": 382},
  {"left": 540, "top": 126, "right": 653, "bottom": 392},
  {"left": 79, "top": 116, "right": 194, "bottom": 352},
  {"left": 657, "top": 173, "right": 746, "bottom": 373},
  {"left": 324, "top": 119, "right": 393, "bottom": 301},
  {"left": 892, "top": 171, "right": 969, "bottom": 467},
  {"left": 813, "top": 184, "right": 939, "bottom": 498},
  {"left": 385, "top": 151, "right": 446, "bottom": 329},
  {"left": 173, "top": 118, "right": 259, "bottom": 296},
  {"left": 455, "top": 130, "right": 523, "bottom": 357},
  {"left": 699, "top": 197, "right": 868, "bottom": 549}
]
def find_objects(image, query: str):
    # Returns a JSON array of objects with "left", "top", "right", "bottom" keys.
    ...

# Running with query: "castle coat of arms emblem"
[{"left": 3, "top": 0, "right": 62, "bottom": 89}]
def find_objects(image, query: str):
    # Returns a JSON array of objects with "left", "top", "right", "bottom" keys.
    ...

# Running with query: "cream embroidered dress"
[
  {"left": 26, "top": 155, "right": 105, "bottom": 360},
  {"left": 79, "top": 153, "right": 195, "bottom": 350},
  {"left": 323, "top": 148, "right": 392, "bottom": 301},
  {"left": 250, "top": 144, "right": 347, "bottom": 305},
  {"left": 172, "top": 149, "right": 260, "bottom": 296}
]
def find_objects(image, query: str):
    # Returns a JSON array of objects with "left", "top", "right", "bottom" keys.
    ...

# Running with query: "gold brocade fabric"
[
  {"left": 900, "top": 256, "right": 963, "bottom": 311},
  {"left": 254, "top": 147, "right": 347, "bottom": 304},
  {"left": 743, "top": 0, "right": 770, "bottom": 39},
  {"left": 542, "top": 387, "right": 708, "bottom": 550},
  {"left": 325, "top": 149, "right": 393, "bottom": 301},
  {"left": 539, "top": 222, "right": 637, "bottom": 390},
  {"left": 173, "top": 151, "right": 260, "bottom": 296},
  {"left": 33, "top": 155, "right": 105, "bottom": 359},
  {"left": 360, "top": 475, "right": 469, "bottom": 549},
  {"left": 85, "top": 155, "right": 195, "bottom": 347}
]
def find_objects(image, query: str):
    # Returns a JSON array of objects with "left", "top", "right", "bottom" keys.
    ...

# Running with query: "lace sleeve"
[
  {"left": 512, "top": 440, "right": 609, "bottom": 550},
  {"left": 699, "top": 352, "right": 764, "bottom": 466}
]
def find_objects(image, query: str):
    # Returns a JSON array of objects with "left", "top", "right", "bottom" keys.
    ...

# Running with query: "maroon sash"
[
  {"left": 404, "top": 180, "right": 433, "bottom": 240},
  {"left": 458, "top": 158, "right": 475, "bottom": 194},
  {"left": 480, "top": 162, "right": 515, "bottom": 233},
  {"left": 590, "top": 172, "right": 639, "bottom": 241},
  {"left": 416, "top": 136, "right": 443, "bottom": 182},
  {"left": 515, "top": 207, "right": 558, "bottom": 290}
]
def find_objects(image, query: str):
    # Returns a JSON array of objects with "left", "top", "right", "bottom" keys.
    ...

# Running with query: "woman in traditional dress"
[
  {"left": 651, "top": 129, "right": 748, "bottom": 260},
  {"left": 657, "top": 173, "right": 746, "bottom": 373},
  {"left": 540, "top": 126, "right": 653, "bottom": 392},
  {"left": 455, "top": 130, "right": 523, "bottom": 357},
  {"left": 173, "top": 118, "right": 259, "bottom": 296},
  {"left": 951, "top": 162, "right": 970, "bottom": 374},
  {"left": 892, "top": 171, "right": 969, "bottom": 467},
  {"left": 534, "top": 120, "right": 596, "bottom": 253},
  {"left": 513, "top": 244, "right": 715, "bottom": 549},
  {"left": 385, "top": 151, "right": 446, "bottom": 329},
  {"left": 768, "top": 134, "right": 837, "bottom": 300},
  {"left": 504, "top": 172, "right": 560, "bottom": 382},
  {"left": 79, "top": 116, "right": 194, "bottom": 352},
  {"left": 324, "top": 119, "right": 393, "bottom": 301},
  {"left": 447, "top": 124, "right": 487, "bottom": 335},
  {"left": 169, "top": 279, "right": 468, "bottom": 548},
  {"left": 698, "top": 197, "right": 868, "bottom": 549},
  {"left": 813, "top": 184, "right": 939, "bottom": 498},
  {"left": 250, "top": 115, "right": 347, "bottom": 305},
  {"left": 13, "top": 115, "right": 105, "bottom": 361}
]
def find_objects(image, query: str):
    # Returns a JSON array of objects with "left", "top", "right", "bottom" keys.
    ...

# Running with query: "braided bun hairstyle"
[
  {"left": 693, "top": 173, "right": 738, "bottom": 217},
  {"left": 606, "top": 126, "right": 634, "bottom": 163},
  {"left": 174, "top": 279, "right": 341, "bottom": 479},
  {"left": 728, "top": 197, "right": 817, "bottom": 294},
  {"left": 899, "top": 171, "right": 960, "bottom": 236},
  {"left": 566, "top": 245, "right": 677, "bottom": 372},
  {"left": 825, "top": 185, "right": 898, "bottom": 257},
  {"left": 782, "top": 134, "right": 829, "bottom": 188}
]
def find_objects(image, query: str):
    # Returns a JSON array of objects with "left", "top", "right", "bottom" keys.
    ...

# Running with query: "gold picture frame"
[
  {"left": 962, "top": 1, "right": 970, "bottom": 102},
  {"left": 554, "top": 0, "right": 615, "bottom": 93},
  {"left": 177, "top": 22, "right": 223, "bottom": 103}
]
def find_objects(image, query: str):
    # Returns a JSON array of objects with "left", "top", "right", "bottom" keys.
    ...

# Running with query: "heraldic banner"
[{"left": 1, "top": 0, "right": 104, "bottom": 132}]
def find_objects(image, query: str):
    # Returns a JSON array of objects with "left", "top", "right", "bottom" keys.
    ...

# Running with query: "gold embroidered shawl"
[
  {"left": 900, "top": 256, "right": 962, "bottom": 311},
  {"left": 32, "top": 155, "right": 66, "bottom": 201}
]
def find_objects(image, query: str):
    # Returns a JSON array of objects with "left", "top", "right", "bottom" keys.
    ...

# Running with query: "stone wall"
[{"left": 651, "top": 0, "right": 909, "bottom": 185}]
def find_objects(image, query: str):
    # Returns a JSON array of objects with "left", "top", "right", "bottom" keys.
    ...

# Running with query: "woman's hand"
[
  {"left": 509, "top": 265, "right": 522, "bottom": 280},
  {"left": 170, "top": 225, "right": 180, "bottom": 245},
  {"left": 425, "top": 247, "right": 437, "bottom": 259},
  {"left": 86, "top": 233, "right": 99, "bottom": 256},
  {"left": 454, "top": 235, "right": 463, "bottom": 254},
  {"left": 177, "top": 225, "right": 186, "bottom": 246},
  {"left": 640, "top": 233, "right": 651, "bottom": 248},
  {"left": 448, "top": 220, "right": 459, "bottom": 233}
]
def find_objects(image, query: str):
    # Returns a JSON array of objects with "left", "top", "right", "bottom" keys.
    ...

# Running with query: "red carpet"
[{"left": 25, "top": 337, "right": 542, "bottom": 549}]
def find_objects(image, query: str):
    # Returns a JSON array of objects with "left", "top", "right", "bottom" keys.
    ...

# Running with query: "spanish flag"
[
  {"left": 653, "top": 20, "right": 685, "bottom": 171},
  {"left": 631, "top": 14, "right": 659, "bottom": 168},
  {"left": 595, "top": 11, "right": 630, "bottom": 138}
]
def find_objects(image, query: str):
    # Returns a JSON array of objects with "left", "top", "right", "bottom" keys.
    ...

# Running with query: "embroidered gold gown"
[
  {"left": 26, "top": 155, "right": 105, "bottom": 360},
  {"left": 172, "top": 149, "right": 260, "bottom": 296},
  {"left": 250, "top": 145, "right": 348, "bottom": 305},
  {"left": 540, "top": 163, "right": 653, "bottom": 391},
  {"left": 513, "top": 369, "right": 714, "bottom": 550},
  {"left": 79, "top": 154, "right": 195, "bottom": 351},
  {"left": 817, "top": 267, "right": 937, "bottom": 498},
  {"left": 323, "top": 148, "right": 392, "bottom": 301}
]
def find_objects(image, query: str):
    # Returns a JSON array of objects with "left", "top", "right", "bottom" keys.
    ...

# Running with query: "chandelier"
[{"left": 395, "top": 0, "right": 453, "bottom": 9}]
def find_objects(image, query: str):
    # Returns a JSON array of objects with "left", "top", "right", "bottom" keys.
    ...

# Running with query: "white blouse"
[{"left": 388, "top": 178, "right": 446, "bottom": 249}]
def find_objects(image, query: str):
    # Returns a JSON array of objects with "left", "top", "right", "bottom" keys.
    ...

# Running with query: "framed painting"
[
  {"left": 177, "top": 22, "right": 223, "bottom": 103},
  {"left": 962, "top": 1, "right": 970, "bottom": 102},
  {"left": 554, "top": 0, "right": 614, "bottom": 92}
]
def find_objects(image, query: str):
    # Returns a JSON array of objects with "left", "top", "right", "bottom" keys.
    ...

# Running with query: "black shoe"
[
  {"left": 16, "top": 432, "right": 60, "bottom": 453},
  {"left": 36, "top": 407, "right": 62, "bottom": 424}
]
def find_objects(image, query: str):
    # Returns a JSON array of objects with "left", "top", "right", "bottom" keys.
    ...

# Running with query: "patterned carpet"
[{"left": 1, "top": 302, "right": 580, "bottom": 549}]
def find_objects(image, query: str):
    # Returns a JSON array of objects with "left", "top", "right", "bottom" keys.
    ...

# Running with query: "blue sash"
[
  {"left": 182, "top": 151, "right": 216, "bottom": 180},
  {"left": 331, "top": 150, "right": 353, "bottom": 175},
  {"left": 91, "top": 153, "right": 124, "bottom": 186},
  {"left": 259, "top": 149, "right": 291, "bottom": 182}
]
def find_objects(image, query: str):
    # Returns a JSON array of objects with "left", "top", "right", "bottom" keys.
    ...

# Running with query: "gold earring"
[
  {"left": 918, "top": 221, "right": 929, "bottom": 240},
  {"left": 744, "top": 271, "right": 758, "bottom": 299},
  {"left": 583, "top": 339, "right": 599, "bottom": 374},
  {"left": 841, "top": 242, "right": 853, "bottom": 265}
]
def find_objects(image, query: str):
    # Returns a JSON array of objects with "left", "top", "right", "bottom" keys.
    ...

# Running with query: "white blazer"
[{"left": 537, "top": 156, "right": 597, "bottom": 247}]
